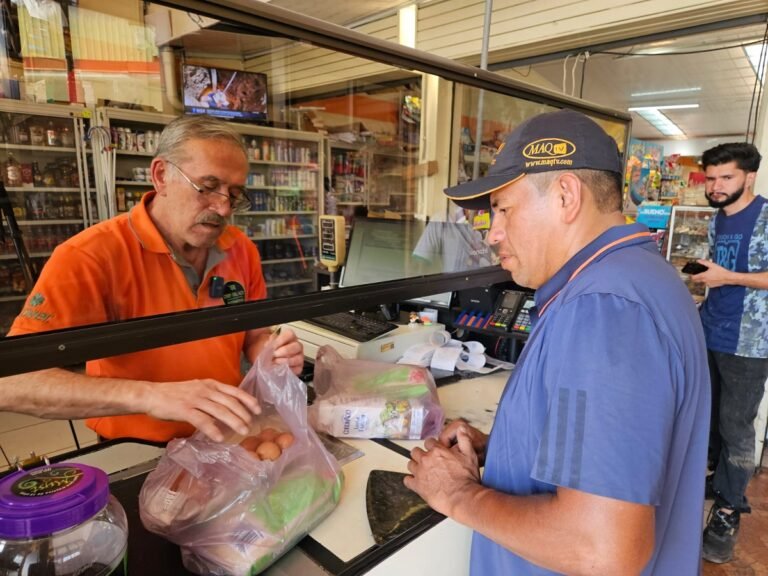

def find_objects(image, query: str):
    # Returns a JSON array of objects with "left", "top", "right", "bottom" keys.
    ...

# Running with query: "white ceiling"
[
  {"left": 179, "top": 1, "right": 767, "bottom": 142},
  {"left": 496, "top": 23, "right": 768, "bottom": 141}
]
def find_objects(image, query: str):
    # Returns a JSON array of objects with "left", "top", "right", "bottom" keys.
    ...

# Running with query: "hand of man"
[
  {"left": 439, "top": 419, "right": 489, "bottom": 465},
  {"left": 271, "top": 327, "right": 305, "bottom": 375},
  {"left": 689, "top": 259, "right": 732, "bottom": 288},
  {"left": 143, "top": 379, "right": 261, "bottom": 442},
  {"left": 404, "top": 425, "right": 481, "bottom": 516}
]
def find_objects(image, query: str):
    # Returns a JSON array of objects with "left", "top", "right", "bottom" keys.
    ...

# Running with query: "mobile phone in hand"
[{"left": 682, "top": 261, "right": 709, "bottom": 275}]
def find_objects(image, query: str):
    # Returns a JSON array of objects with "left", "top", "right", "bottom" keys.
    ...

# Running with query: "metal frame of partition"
[{"left": 0, "top": 0, "right": 630, "bottom": 376}]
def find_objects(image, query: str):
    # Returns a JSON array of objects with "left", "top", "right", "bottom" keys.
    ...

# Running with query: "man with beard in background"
[
  {"left": 0, "top": 115, "right": 303, "bottom": 444},
  {"left": 689, "top": 142, "right": 768, "bottom": 564}
]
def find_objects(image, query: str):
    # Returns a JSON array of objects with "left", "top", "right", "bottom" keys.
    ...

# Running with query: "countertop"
[{"left": 53, "top": 371, "right": 510, "bottom": 575}]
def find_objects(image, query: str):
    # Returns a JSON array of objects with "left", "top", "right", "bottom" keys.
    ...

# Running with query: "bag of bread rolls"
[{"left": 308, "top": 345, "right": 444, "bottom": 439}]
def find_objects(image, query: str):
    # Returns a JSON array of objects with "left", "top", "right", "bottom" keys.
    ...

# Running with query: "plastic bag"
[
  {"left": 308, "top": 345, "right": 444, "bottom": 439},
  {"left": 138, "top": 343, "right": 344, "bottom": 576}
]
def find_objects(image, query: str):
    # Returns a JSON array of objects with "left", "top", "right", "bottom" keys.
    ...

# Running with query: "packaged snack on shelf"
[
  {"left": 138, "top": 344, "right": 343, "bottom": 576},
  {"left": 308, "top": 345, "right": 444, "bottom": 439}
]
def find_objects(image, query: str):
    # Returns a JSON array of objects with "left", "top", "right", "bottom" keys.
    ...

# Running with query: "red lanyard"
[{"left": 537, "top": 231, "right": 651, "bottom": 318}]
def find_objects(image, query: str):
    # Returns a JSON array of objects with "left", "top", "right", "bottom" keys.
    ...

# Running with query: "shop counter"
[{"left": 45, "top": 371, "right": 509, "bottom": 575}]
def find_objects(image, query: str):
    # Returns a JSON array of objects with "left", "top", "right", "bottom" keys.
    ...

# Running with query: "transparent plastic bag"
[
  {"left": 138, "top": 343, "right": 344, "bottom": 576},
  {"left": 308, "top": 345, "right": 444, "bottom": 439}
]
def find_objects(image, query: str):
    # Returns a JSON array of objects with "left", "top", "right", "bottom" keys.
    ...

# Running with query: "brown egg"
[
  {"left": 275, "top": 432, "right": 295, "bottom": 450},
  {"left": 239, "top": 436, "right": 262, "bottom": 452},
  {"left": 256, "top": 441, "right": 281, "bottom": 461},
  {"left": 258, "top": 427, "right": 279, "bottom": 442}
]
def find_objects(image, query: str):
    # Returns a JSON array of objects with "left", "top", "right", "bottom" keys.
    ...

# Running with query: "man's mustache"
[{"left": 196, "top": 213, "right": 227, "bottom": 226}]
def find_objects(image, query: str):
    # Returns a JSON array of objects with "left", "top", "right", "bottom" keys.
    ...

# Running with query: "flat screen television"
[{"left": 182, "top": 64, "right": 268, "bottom": 122}]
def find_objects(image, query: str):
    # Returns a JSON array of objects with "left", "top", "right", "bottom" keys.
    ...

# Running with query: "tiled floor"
[
  {"left": 704, "top": 464, "right": 768, "bottom": 576},
  {"left": 0, "top": 411, "right": 97, "bottom": 471}
]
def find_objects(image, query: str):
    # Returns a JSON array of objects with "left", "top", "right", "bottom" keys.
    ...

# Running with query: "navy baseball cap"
[{"left": 445, "top": 109, "right": 624, "bottom": 210}]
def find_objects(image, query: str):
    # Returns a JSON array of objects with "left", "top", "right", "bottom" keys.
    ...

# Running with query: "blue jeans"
[{"left": 709, "top": 350, "right": 768, "bottom": 512}]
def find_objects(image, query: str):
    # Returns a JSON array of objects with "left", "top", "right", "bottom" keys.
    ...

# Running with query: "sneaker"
[{"left": 702, "top": 507, "right": 740, "bottom": 564}]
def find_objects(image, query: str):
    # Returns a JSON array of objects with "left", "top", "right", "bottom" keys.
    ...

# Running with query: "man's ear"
[
  {"left": 746, "top": 171, "right": 757, "bottom": 191},
  {"left": 555, "top": 172, "right": 583, "bottom": 223},
  {"left": 150, "top": 158, "right": 168, "bottom": 195}
]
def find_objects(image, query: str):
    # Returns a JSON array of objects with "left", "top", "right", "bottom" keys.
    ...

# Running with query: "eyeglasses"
[{"left": 166, "top": 161, "right": 252, "bottom": 213}]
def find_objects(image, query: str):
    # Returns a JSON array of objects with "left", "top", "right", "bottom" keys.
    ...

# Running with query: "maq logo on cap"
[{"left": 523, "top": 138, "right": 576, "bottom": 159}]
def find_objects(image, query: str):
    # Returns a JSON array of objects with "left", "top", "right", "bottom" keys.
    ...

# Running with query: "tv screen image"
[{"left": 182, "top": 64, "right": 268, "bottom": 121}]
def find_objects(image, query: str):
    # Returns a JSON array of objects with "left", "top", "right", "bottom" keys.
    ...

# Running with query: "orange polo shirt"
[{"left": 9, "top": 192, "right": 267, "bottom": 441}]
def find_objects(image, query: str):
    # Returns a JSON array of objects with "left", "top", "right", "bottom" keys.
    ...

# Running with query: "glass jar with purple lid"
[{"left": 0, "top": 463, "right": 128, "bottom": 575}]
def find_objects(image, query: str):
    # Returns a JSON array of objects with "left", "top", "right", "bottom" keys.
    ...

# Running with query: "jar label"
[{"left": 12, "top": 466, "right": 84, "bottom": 497}]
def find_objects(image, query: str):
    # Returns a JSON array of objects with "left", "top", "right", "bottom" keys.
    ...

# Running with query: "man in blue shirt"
[
  {"left": 689, "top": 142, "right": 768, "bottom": 564},
  {"left": 404, "top": 109, "right": 710, "bottom": 574}
]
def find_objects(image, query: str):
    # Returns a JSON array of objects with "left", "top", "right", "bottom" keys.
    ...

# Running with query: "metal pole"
[{"left": 472, "top": 0, "right": 493, "bottom": 181}]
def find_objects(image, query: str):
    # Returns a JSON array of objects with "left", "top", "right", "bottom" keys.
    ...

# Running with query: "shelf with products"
[
  {"left": 665, "top": 205, "right": 716, "bottom": 301},
  {"left": 0, "top": 99, "right": 96, "bottom": 299},
  {"left": 0, "top": 144, "right": 78, "bottom": 153}
]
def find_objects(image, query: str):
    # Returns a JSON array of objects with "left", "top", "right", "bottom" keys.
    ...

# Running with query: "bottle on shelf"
[
  {"left": 29, "top": 123, "right": 45, "bottom": 146},
  {"left": 31, "top": 162, "right": 43, "bottom": 187},
  {"left": 11, "top": 122, "right": 30, "bottom": 146},
  {"left": 20, "top": 163, "right": 33, "bottom": 188},
  {"left": 46, "top": 121, "right": 60, "bottom": 147},
  {"left": 5, "top": 153, "right": 22, "bottom": 187},
  {"left": 60, "top": 125, "right": 75, "bottom": 148}
]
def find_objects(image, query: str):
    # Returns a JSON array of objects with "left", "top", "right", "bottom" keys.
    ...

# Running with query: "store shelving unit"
[
  {"left": 665, "top": 205, "right": 716, "bottom": 302},
  {"left": 0, "top": 100, "right": 95, "bottom": 335}
]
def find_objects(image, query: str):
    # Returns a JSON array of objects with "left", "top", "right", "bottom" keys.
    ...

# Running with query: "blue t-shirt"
[
  {"left": 471, "top": 223, "right": 710, "bottom": 575},
  {"left": 700, "top": 196, "right": 768, "bottom": 358}
]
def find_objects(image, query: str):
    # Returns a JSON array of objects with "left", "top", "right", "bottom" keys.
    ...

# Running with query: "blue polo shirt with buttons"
[{"left": 470, "top": 223, "right": 710, "bottom": 575}]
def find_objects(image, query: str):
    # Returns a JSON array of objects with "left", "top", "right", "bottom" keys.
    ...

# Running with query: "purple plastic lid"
[{"left": 0, "top": 463, "right": 110, "bottom": 539}]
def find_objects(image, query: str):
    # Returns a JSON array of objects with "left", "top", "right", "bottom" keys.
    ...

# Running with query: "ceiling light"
[
  {"left": 631, "top": 87, "right": 701, "bottom": 97},
  {"left": 398, "top": 5, "right": 417, "bottom": 49},
  {"left": 744, "top": 44, "right": 766, "bottom": 82},
  {"left": 628, "top": 104, "right": 699, "bottom": 111},
  {"left": 633, "top": 108, "right": 685, "bottom": 137}
]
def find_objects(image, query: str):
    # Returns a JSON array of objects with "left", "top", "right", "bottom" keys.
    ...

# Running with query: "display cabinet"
[
  {"left": 368, "top": 147, "right": 417, "bottom": 217},
  {"left": 234, "top": 124, "right": 323, "bottom": 299},
  {"left": 94, "top": 107, "right": 177, "bottom": 219},
  {"left": 665, "top": 205, "right": 716, "bottom": 301},
  {"left": 0, "top": 100, "right": 95, "bottom": 335}
]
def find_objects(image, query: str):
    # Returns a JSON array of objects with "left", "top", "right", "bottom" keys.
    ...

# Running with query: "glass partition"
[{"left": 0, "top": 0, "right": 629, "bottom": 364}]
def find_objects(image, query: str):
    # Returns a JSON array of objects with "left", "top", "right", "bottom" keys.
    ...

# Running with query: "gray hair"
[
  {"left": 526, "top": 169, "right": 622, "bottom": 213},
  {"left": 154, "top": 115, "right": 248, "bottom": 164}
]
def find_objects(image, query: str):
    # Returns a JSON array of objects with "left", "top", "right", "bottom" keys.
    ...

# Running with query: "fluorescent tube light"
[
  {"left": 398, "top": 4, "right": 417, "bottom": 48},
  {"left": 632, "top": 108, "right": 685, "bottom": 137},
  {"left": 631, "top": 87, "right": 701, "bottom": 97},
  {"left": 744, "top": 44, "right": 766, "bottom": 82},
  {"left": 628, "top": 104, "right": 699, "bottom": 111}
]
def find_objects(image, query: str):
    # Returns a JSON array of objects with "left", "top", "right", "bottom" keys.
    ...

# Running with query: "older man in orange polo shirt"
[{"left": 1, "top": 115, "right": 304, "bottom": 443}]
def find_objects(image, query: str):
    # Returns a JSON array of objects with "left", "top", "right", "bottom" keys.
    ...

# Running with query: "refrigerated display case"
[
  {"left": 665, "top": 205, "right": 716, "bottom": 302},
  {"left": 0, "top": 100, "right": 95, "bottom": 335}
]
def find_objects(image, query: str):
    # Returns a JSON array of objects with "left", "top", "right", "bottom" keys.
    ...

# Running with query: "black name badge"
[{"left": 222, "top": 281, "right": 246, "bottom": 305}]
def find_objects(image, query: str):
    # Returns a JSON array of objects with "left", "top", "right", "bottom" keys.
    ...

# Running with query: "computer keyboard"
[{"left": 304, "top": 311, "right": 398, "bottom": 342}]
